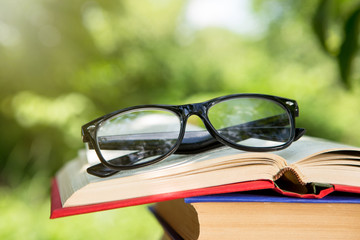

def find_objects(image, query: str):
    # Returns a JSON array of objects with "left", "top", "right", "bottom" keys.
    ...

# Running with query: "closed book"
[{"left": 153, "top": 191, "right": 360, "bottom": 240}]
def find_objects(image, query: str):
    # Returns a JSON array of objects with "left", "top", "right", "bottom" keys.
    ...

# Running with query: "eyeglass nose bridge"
[
  {"left": 181, "top": 102, "right": 217, "bottom": 134},
  {"left": 182, "top": 102, "right": 209, "bottom": 120}
]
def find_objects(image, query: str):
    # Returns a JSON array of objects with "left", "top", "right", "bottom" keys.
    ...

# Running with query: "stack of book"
[{"left": 51, "top": 136, "right": 360, "bottom": 238}]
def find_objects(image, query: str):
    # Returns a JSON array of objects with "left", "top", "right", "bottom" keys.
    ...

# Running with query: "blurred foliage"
[
  {"left": 0, "top": 0, "right": 359, "bottom": 184},
  {"left": 0, "top": 0, "right": 360, "bottom": 238},
  {"left": 0, "top": 175, "right": 162, "bottom": 240},
  {"left": 312, "top": 0, "right": 360, "bottom": 88}
]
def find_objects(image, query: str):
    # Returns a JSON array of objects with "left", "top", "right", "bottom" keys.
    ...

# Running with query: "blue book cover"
[{"left": 185, "top": 190, "right": 360, "bottom": 204}]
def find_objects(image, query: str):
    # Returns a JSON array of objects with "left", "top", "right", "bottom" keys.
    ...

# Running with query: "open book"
[{"left": 51, "top": 136, "right": 360, "bottom": 218}]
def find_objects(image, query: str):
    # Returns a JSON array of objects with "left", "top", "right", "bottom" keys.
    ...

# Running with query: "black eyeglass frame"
[{"left": 82, "top": 93, "right": 305, "bottom": 174}]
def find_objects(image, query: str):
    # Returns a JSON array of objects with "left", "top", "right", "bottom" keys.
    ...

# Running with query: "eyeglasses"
[{"left": 82, "top": 93, "right": 305, "bottom": 177}]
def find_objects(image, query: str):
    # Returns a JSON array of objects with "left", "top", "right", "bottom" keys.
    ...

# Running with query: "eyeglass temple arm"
[
  {"left": 87, "top": 115, "right": 305, "bottom": 177},
  {"left": 87, "top": 127, "right": 305, "bottom": 178},
  {"left": 92, "top": 114, "right": 304, "bottom": 153},
  {"left": 87, "top": 150, "right": 164, "bottom": 177}
]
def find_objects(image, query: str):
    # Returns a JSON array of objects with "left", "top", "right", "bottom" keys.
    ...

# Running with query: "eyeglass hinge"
[
  {"left": 285, "top": 101, "right": 299, "bottom": 117},
  {"left": 82, "top": 125, "right": 96, "bottom": 142}
]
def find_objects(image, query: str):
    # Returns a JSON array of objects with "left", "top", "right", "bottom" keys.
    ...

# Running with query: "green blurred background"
[{"left": 1, "top": 0, "right": 360, "bottom": 239}]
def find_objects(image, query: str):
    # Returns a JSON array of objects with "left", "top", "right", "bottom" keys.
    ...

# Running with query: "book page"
[
  {"left": 80, "top": 136, "right": 359, "bottom": 187},
  {"left": 85, "top": 145, "right": 286, "bottom": 184},
  {"left": 273, "top": 136, "right": 360, "bottom": 165},
  {"left": 56, "top": 152, "right": 90, "bottom": 206},
  {"left": 58, "top": 146, "right": 285, "bottom": 207}
]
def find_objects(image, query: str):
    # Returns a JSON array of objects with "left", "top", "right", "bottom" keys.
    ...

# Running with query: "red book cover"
[
  {"left": 50, "top": 178, "right": 274, "bottom": 219},
  {"left": 50, "top": 177, "right": 360, "bottom": 219}
]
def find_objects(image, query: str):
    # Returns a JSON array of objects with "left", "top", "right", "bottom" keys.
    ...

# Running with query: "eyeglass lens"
[
  {"left": 96, "top": 108, "right": 181, "bottom": 167},
  {"left": 208, "top": 97, "right": 291, "bottom": 148}
]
